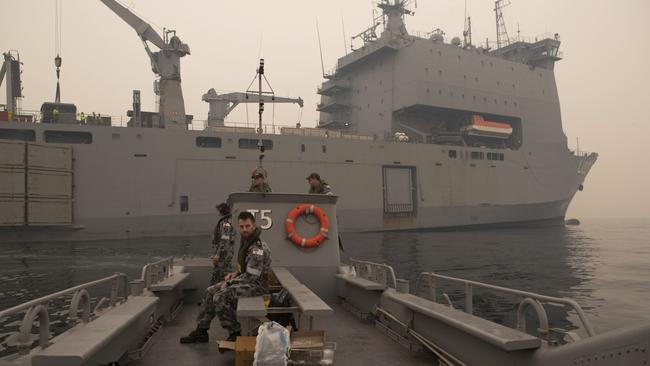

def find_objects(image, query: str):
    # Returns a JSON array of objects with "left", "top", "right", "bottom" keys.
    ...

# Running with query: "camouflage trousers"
[
  {"left": 209, "top": 264, "right": 229, "bottom": 286},
  {"left": 196, "top": 282, "right": 264, "bottom": 334}
]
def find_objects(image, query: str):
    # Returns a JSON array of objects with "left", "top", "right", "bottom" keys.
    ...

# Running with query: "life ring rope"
[{"left": 285, "top": 204, "right": 330, "bottom": 249}]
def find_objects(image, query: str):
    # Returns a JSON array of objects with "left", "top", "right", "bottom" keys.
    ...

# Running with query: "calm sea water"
[{"left": 1, "top": 218, "right": 648, "bottom": 337}]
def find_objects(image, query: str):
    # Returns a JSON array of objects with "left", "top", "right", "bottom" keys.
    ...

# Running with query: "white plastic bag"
[{"left": 253, "top": 321, "right": 290, "bottom": 366}]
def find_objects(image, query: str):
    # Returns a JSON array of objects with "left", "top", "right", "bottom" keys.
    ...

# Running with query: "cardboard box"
[
  {"left": 289, "top": 331, "right": 335, "bottom": 365},
  {"left": 290, "top": 331, "right": 325, "bottom": 349},
  {"left": 236, "top": 336, "right": 257, "bottom": 366},
  {"left": 217, "top": 336, "right": 257, "bottom": 366}
]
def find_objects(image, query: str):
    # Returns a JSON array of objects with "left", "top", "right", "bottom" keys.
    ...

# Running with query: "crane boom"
[
  {"left": 100, "top": 0, "right": 165, "bottom": 49},
  {"left": 99, "top": 0, "right": 189, "bottom": 129},
  {"left": 202, "top": 89, "right": 303, "bottom": 126},
  {"left": 0, "top": 62, "right": 6, "bottom": 87}
]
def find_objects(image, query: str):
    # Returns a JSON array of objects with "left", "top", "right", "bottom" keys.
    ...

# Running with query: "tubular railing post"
[
  {"left": 429, "top": 274, "right": 437, "bottom": 302},
  {"left": 14, "top": 304, "right": 50, "bottom": 354},
  {"left": 68, "top": 288, "right": 91, "bottom": 323},
  {"left": 517, "top": 298, "right": 549, "bottom": 336},
  {"left": 464, "top": 282, "right": 473, "bottom": 314},
  {"left": 110, "top": 276, "right": 119, "bottom": 307}
]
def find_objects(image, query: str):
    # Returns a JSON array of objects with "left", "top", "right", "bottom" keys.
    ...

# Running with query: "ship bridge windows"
[
  {"left": 239, "top": 138, "right": 273, "bottom": 150},
  {"left": 196, "top": 136, "right": 222, "bottom": 148},
  {"left": 487, "top": 152, "right": 505, "bottom": 161},
  {"left": 0, "top": 128, "right": 36, "bottom": 141},
  {"left": 44, "top": 130, "right": 92, "bottom": 144}
]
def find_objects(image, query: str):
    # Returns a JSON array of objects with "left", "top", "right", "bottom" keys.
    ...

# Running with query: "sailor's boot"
[
  {"left": 179, "top": 328, "right": 209, "bottom": 343},
  {"left": 225, "top": 331, "right": 241, "bottom": 342}
]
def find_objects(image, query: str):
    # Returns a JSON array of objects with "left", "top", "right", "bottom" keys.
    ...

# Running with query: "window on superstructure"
[
  {"left": 238, "top": 139, "right": 273, "bottom": 150},
  {"left": 301, "top": 144, "right": 305, "bottom": 152},
  {"left": 0, "top": 128, "right": 35, "bottom": 141},
  {"left": 196, "top": 136, "right": 222, "bottom": 148},
  {"left": 471, "top": 151, "right": 484, "bottom": 160},
  {"left": 180, "top": 196, "right": 189, "bottom": 212},
  {"left": 322, "top": 145, "right": 327, "bottom": 153},
  {"left": 44, "top": 130, "right": 92, "bottom": 144},
  {"left": 448, "top": 150, "right": 457, "bottom": 159}
]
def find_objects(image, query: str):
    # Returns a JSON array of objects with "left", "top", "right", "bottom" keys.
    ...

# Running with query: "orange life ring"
[{"left": 285, "top": 204, "right": 330, "bottom": 248}]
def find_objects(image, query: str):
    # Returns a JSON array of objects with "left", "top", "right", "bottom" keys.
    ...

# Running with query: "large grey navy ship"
[{"left": 0, "top": 0, "right": 597, "bottom": 242}]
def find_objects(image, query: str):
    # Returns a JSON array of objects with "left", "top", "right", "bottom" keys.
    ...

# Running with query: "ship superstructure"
[{"left": 0, "top": 0, "right": 596, "bottom": 242}]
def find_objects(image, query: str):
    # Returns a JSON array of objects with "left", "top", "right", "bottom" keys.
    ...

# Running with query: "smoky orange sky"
[{"left": 1, "top": 0, "right": 648, "bottom": 219}]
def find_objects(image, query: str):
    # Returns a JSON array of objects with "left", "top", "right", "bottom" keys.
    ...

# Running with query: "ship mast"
[
  {"left": 54, "top": 0, "right": 62, "bottom": 104},
  {"left": 494, "top": 0, "right": 511, "bottom": 49},
  {"left": 245, "top": 59, "right": 276, "bottom": 170}
]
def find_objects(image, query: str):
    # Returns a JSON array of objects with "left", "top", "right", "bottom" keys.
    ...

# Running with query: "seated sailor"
[{"left": 181, "top": 211, "right": 272, "bottom": 343}]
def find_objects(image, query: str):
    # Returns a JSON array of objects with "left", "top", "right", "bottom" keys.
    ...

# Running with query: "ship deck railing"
[
  {"left": 0, "top": 273, "right": 129, "bottom": 356},
  {"left": 414, "top": 271, "right": 596, "bottom": 340}
]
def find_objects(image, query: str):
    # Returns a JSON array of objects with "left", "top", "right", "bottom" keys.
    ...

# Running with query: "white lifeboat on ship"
[{"left": 462, "top": 115, "right": 513, "bottom": 139}]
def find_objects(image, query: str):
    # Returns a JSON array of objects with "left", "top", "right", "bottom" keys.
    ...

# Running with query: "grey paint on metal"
[
  {"left": 30, "top": 296, "right": 159, "bottom": 366},
  {"left": 0, "top": 0, "right": 597, "bottom": 241},
  {"left": 1, "top": 52, "right": 21, "bottom": 118},
  {"left": 228, "top": 193, "right": 341, "bottom": 301},
  {"left": 202, "top": 89, "right": 303, "bottom": 126},
  {"left": 236, "top": 296, "right": 267, "bottom": 318},
  {"left": 0, "top": 121, "right": 595, "bottom": 241},
  {"left": 100, "top": 0, "right": 190, "bottom": 129},
  {"left": 273, "top": 267, "right": 333, "bottom": 317}
]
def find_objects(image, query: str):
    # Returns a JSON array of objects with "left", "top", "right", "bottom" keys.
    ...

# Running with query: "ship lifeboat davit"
[{"left": 462, "top": 115, "right": 513, "bottom": 139}]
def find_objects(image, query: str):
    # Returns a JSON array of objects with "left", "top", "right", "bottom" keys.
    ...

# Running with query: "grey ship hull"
[{"left": 0, "top": 121, "right": 596, "bottom": 243}]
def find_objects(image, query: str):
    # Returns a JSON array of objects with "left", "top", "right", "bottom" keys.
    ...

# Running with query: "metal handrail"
[
  {"left": 0, "top": 273, "right": 128, "bottom": 319},
  {"left": 0, "top": 273, "right": 128, "bottom": 354},
  {"left": 349, "top": 259, "right": 397, "bottom": 289},
  {"left": 415, "top": 272, "right": 596, "bottom": 337},
  {"left": 141, "top": 257, "right": 174, "bottom": 288}
]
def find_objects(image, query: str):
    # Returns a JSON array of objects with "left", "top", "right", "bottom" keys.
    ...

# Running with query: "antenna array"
[{"left": 495, "top": 0, "right": 511, "bottom": 49}]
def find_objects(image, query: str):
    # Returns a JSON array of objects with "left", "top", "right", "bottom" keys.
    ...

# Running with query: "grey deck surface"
[
  {"left": 237, "top": 296, "right": 267, "bottom": 317},
  {"left": 131, "top": 302, "right": 435, "bottom": 366}
]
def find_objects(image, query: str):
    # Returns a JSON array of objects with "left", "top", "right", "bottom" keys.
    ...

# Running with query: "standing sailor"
[
  {"left": 306, "top": 172, "right": 333, "bottom": 195},
  {"left": 52, "top": 107, "right": 60, "bottom": 123},
  {"left": 249, "top": 168, "right": 272, "bottom": 193},
  {"left": 210, "top": 203, "right": 235, "bottom": 285}
]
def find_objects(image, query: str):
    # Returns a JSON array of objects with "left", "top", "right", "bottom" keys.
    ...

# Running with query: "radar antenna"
[
  {"left": 494, "top": 0, "right": 511, "bottom": 49},
  {"left": 352, "top": 0, "right": 416, "bottom": 50}
]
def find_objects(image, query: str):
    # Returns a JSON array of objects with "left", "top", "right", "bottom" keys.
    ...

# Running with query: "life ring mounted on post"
[{"left": 285, "top": 204, "right": 330, "bottom": 249}]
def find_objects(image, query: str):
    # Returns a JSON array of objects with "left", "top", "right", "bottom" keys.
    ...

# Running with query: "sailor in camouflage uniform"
[
  {"left": 306, "top": 172, "right": 333, "bottom": 195},
  {"left": 249, "top": 168, "right": 272, "bottom": 193},
  {"left": 181, "top": 211, "right": 271, "bottom": 343},
  {"left": 210, "top": 203, "right": 235, "bottom": 285}
]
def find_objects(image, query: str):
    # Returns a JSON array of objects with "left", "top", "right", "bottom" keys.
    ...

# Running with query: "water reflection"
[
  {"left": 1, "top": 218, "right": 648, "bottom": 338},
  {"left": 342, "top": 225, "right": 599, "bottom": 334},
  {"left": 0, "top": 236, "right": 212, "bottom": 311}
]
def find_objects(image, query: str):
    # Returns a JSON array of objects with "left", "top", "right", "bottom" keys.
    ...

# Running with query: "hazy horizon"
[{"left": 1, "top": 0, "right": 648, "bottom": 219}]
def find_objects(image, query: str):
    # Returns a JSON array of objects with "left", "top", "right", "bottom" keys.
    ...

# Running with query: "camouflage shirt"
[
  {"left": 308, "top": 181, "right": 333, "bottom": 195},
  {"left": 212, "top": 216, "right": 235, "bottom": 269},
  {"left": 249, "top": 182, "right": 273, "bottom": 193},
  {"left": 230, "top": 229, "right": 272, "bottom": 289}
]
